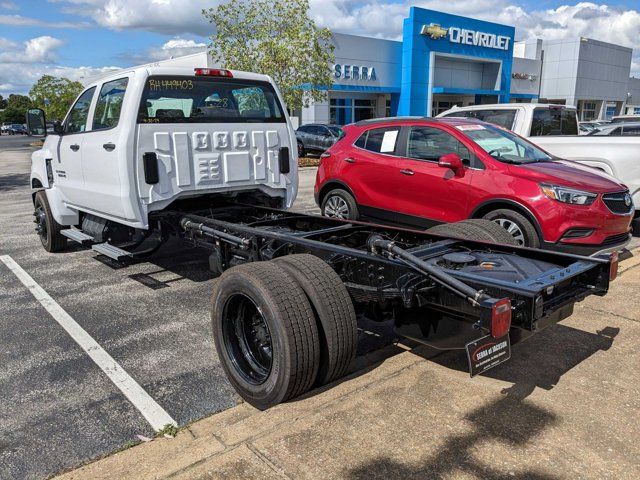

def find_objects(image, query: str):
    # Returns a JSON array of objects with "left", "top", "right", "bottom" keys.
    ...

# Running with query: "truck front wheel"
[
  {"left": 211, "top": 262, "right": 320, "bottom": 410},
  {"left": 34, "top": 191, "right": 67, "bottom": 252}
]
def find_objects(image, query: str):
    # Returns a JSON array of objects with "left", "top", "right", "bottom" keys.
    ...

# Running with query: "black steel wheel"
[
  {"left": 297, "top": 140, "right": 306, "bottom": 158},
  {"left": 222, "top": 293, "right": 273, "bottom": 385},
  {"left": 321, "top": 189, "right": 359, "bottom": 220},
  {"left": 211, "top": 262, "right": 320, "bottom": 409},
  {"left": 33, "top": 191, "right": 67, "bottom": 252}
]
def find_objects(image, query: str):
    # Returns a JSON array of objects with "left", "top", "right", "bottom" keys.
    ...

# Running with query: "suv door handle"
[
  {"left": 103, "top": 143, "right": 116, "bottom": 151},
  {"left": 400, "top": 169, "right": 414, "bottom": 176},
  {"left": 344, "top": 157, "right": 356, "bottom": 164},
  {"left": 69, "top": 144, "right": 80, "bottom": 151}
]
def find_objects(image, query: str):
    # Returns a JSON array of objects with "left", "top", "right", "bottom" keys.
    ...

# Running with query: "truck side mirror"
[
  {"left": 53, "top": 121, "right": 64, "bottom": 135},
  {"left": 26, "top": 108, "right": 46, "bottom": 137}
]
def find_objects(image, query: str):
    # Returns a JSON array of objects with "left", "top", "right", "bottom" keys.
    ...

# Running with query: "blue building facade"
[
  {"left": 300, "top": 7, "right": 542, "bottom": 126},
  {"left": 398, "top": 8, "right": 516, "bottom": 116}
]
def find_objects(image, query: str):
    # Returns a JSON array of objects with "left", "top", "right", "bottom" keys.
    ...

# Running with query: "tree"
[
  {"left": 0, "top": 94, "right": 7, "bottom": 110},
  {"left": 29, "top": 75, "right": 84, "bottom": 122},
  {"left": 0, "top": 94, "right": 32, "bottom": 124},
  {"left": 203, "top": 0, "right": 334, "bottom": 112}
]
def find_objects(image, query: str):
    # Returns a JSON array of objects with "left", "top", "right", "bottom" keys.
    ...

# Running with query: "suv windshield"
[
  {"left": 458, "top": 123, "right": 552, "bottom": 164},
  {"left": 138, "top": 76, "right": 285, "bottom": 124}
]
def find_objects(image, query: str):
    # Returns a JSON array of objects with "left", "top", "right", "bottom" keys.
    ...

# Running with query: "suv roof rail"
[{"left": 354, "top": 116, "right": 430, "bottom": 126}]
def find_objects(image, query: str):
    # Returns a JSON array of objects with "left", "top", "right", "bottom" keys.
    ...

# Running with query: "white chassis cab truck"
[
  {"left": 26, "top": 67, "right": 619, "bottom": 410},
  {"left": 437, "top": 103, "right": 640, "bottom": 217}
]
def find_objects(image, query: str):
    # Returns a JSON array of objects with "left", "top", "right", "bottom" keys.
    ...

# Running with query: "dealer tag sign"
[{"left": 466, "top": 334, "right": 511, "bottom": 377}]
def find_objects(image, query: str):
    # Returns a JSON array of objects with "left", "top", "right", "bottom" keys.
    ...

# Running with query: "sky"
[{"left": 0, "top": 0, "right": 639, "bottom": 95}]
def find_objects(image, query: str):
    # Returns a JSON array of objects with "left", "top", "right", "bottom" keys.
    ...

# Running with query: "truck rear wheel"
[
  {"left": 34, "top": 191, "right": 67, "bottom": 252},
  {"left": 426, "top": 219, "right": 518, "bottom": 246},
  {"left": 210, "top": 262, "right": 320, "bottom": 410},
  {"left": 274, "top": 254, "right": 358, "bottom": 386}
]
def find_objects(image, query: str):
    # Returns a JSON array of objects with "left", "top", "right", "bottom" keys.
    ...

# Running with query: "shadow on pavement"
[
  {"left": 0, "top": 172, "right": 30, "bottom": 191},
  {"left": 346, "top": 387, "right": 560, "bottom": 480}
]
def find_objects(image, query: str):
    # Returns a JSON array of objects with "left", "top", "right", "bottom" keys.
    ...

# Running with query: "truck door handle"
[
  {"left": 103, "top": 143, "right": 116, "bottom": 151},
  {"left": 70, "top": 144, "right": 80, "bottom": 151},
  {"left": 344, "top": 157, "right": 356, "bottom": 164},
  {"left": 400, "top": 169, "right": 414, "bottom": 176}
]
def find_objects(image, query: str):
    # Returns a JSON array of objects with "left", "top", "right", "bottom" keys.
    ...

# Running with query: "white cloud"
[
  {"left": 0, "top": 1, "right": 19, "bottom": 10},
  {"left": 59, "top": 0, "right": 214, "bottom": 35},
  {"left": 0, "top": 35, "right": 64, "bottom": 63},
  {"left": 0, "top": 13, "right": 90, "bottom": 28},
  {"left": 0, "top": 63, "right": 120, "bottom": 94}
]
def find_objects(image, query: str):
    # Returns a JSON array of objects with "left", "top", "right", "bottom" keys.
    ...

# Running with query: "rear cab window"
[
  {"left": 530, "top": 108, "right": 578, "bottom": 136},
  {"left": 93, "top": 77, "right": 128, "bottom": 130},
  {"left": 137, "top": 76, "right": 285, "bottom": 124},
  {"left": 442, "top": 109, "right": 516, "bottom": 130}
]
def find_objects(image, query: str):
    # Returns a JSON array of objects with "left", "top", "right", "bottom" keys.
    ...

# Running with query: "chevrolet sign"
[{"left": 421, "top": 24, "right": 510, "bottom": 51}]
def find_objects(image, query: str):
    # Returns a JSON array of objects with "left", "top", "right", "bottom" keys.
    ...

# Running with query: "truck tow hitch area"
[{"left": 172, "top": 205, "right": 612, "bottom": 406}]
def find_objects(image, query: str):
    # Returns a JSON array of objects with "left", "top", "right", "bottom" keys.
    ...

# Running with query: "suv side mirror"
[
  {"left": 26, "top": 108, "right": 46, "bottom": 137},
  {"left": 438, "top": 153, "right": 464, "bottom": 176}
]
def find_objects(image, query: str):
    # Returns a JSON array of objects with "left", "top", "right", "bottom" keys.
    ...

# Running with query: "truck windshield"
[
  {"left": 458, "top": 124, "right": 552, "bottom": 164},
  {"left": 530, "top": 108, "right": 578, "bottom": 136},
  {"left": 138, "top": 76, "right": 285, "bottom": 124}
]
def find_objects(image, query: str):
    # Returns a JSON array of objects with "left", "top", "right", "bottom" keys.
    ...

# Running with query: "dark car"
[
  {"left": 588, "top": 122, "right": 640, "bottom": 136},
  {"left": 314, "top": 117, "right": 633, "bottom": 255},
  {"left": 296, "top": 124, "right": 343, "bottom": 157},
  {"left": 7, "top": 124, "right": 27, "bottom": 135}
]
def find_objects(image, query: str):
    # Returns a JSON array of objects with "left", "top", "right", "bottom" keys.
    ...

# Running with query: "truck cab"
[{"left": 28, "top": 66, "right": 298, "bottom": 233}]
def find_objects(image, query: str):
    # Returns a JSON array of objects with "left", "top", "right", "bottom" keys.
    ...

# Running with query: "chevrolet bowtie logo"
[{"left": 421, "top": 23, "right": 448, "bottom": 39}]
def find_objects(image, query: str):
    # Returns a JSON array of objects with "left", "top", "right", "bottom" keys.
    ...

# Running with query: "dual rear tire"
[{"left": 210, "top": 255, "right": 357, "bottom": 410}]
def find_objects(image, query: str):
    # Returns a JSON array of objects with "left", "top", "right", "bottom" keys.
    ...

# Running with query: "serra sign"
[{"left": 421, "top": 23, "right": 510, "bottom": 51}]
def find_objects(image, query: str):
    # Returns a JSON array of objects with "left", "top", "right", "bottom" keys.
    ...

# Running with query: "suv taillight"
[
  {"left": 609, "top": 251, "right": 619, "bottom": 281},
  {"left": 490, "top": 298, "right": 512, "bottom": 338},
  {"left": 194, "top": 68, "right": 233, "bottom": 78}
]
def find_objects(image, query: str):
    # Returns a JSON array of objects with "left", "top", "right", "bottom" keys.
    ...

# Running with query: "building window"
[
  {"left": 634, "top": 107, "right": 640, "bottom": 115},
  {"left": 330, "top": 98, "right": 376, "bottom": 125},
  {"left": 330, "top": 98, "right": 352, "bottom": 125},
  {"left": 579, "top": 101, "right": 597, "bottom": 121}
]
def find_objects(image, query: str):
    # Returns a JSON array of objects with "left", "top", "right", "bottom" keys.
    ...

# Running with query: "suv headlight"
[{"left": 540, "top": 183, "right": 597, "bottom": 206}]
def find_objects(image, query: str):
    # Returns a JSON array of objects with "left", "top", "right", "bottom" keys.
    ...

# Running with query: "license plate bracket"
[{"left": 465, "top": 334, "right": 511, "bottom": 377}]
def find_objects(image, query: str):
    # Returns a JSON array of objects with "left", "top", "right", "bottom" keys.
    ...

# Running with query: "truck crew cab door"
[
  {"left": 80, "top": 76, "right": 130, "bottom": 220},
  {"left": 56, "top": 87, "right": 96, "bottom": 206}
]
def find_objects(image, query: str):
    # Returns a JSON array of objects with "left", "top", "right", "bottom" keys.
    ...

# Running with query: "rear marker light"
[
  {"left": 490, "top": 298, "right": 512, "bottom": 338},
  {"left": 194, "top": 68, "right": 233, "bottom": 78},
  {"left": 609, "top": 251, "right": 619, "bottom": 281}
]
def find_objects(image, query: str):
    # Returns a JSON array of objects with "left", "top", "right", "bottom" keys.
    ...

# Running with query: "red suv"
[{"left": 314, "top": 117, "right": 633, "bottom": 255}]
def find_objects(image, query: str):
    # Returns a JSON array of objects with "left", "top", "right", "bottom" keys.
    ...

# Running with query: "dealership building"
[{"left": 112, "top": 7, "right": 639, "bottom": 124}]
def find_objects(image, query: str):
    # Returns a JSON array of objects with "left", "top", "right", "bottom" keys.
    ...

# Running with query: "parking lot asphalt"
[
  {"left": 1, "top": 135, "right": 639, "bottom": 479},
  {"left": 0, "top": 138, "right": 394, "bottom": 479}
]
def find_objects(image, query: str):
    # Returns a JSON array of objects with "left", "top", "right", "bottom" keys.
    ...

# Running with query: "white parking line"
[{"left": 0, "top": 254, "right": 177, "bottom": 431}]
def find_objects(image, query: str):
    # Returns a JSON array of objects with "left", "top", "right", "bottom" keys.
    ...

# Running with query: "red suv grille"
[{"left": 602, "top": 192, "right": 633, "bottom": 215}]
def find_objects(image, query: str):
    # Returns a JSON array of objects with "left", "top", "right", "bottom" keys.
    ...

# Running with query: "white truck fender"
[
  {"left": 30, "top": 148, "right": 51, "bottom": 190},
  {"left": 30, "top": 147, "right": 79, "bottom": 226}
]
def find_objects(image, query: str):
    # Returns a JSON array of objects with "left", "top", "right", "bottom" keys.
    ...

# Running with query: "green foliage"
[
  {"left": 29, "top": 75, "right": 84, "bottom": 122},
  {"left": 0, "top": 94, "right": 32, "bottom": 124},
  {"left": 0, "top": 95, "right": 7, "bottom": 110},
  {"left": 203, "top": 0, "right": 334, "bottom": 112}
]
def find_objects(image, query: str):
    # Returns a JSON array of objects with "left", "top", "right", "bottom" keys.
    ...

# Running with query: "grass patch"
[
  {"left": 298, "top": 157, "right": 320, "bottom": 167},
  {"left": 156, "top": 424, "right": 179, "bottom": 438}
]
